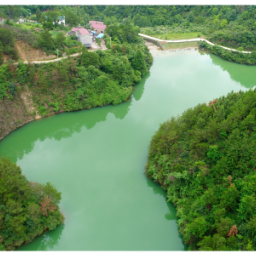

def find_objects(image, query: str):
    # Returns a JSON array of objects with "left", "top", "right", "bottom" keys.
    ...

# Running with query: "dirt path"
[
  {"left": 15, "top": 41, "right": 27, "bottom": 61},
  {"left": 20, "top": 85, "right": 41, "bottom": 119},
  {"left": 101, "top": 40, "right": 107, "bottom": 50}
]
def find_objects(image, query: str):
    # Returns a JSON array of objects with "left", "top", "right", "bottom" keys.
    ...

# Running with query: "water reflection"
[
  {"left": 146, "top": 175, "right": 188, "bottom": 249},
  {"left": 18, "top": 223, "right": 65, "bottom": 251},
  {"left": 146, "top": 176, "right": 176, "bottom": 220},
  {"left": 199, "top": 50, "right": 256, "bottom": 89},
  {"left": 133, "top": 72, "right": 150, "bottom": 101},
  {"left": 0, "top": 76, "right": 150, "bottom": 163}
]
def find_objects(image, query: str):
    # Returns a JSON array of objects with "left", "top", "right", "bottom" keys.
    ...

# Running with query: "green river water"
[{"left": 0, "top": 49, "right": 256, "bottom": 250}]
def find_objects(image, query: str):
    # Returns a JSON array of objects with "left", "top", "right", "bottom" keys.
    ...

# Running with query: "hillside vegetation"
[
  {"left": 0, "top": 23, "right": 152, "bottom": 140},
  {"left": 146, "top": 88, "right": 256, "bottom": 250},
  {"left": 1, "top": 5, "right": 256, "bottom": 65},
  {"left": 0, "top": 157, "right": 63, "bottom": 251}
]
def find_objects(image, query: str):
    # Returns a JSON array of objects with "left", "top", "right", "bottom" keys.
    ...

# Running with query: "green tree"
[
  {"left": 43, "top": 17, "right": 54, "bottom": 30},
  {"left": 55, "top": 32, "right": 65, "bottom": 49},
  {"left": 38, "top": 30, "right": 55, "bottom": 52},
  {"left": 36, "top": 8, "right": 42, "bottom": 22},
  {"left": 220, "top": 19, "right": 228, "bottom": 28},
  {"left": 188, "top": 12, "right": 195, "bottom": 22},
  {"left": 132, "top": 50, "right": 146, "bottom": 76},
  {"left": 0, "top": 41, "right": 3, "bottom": 66},
  {"left": 212, "top": 7, "right": 219, "bottom": 16}
]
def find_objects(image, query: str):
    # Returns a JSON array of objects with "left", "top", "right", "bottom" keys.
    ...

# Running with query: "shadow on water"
[
  {"left": 17, "top": 223, "right": 65, "bottom": 251},
  {"left": 0, "top": 73, "right": 151, "bottom": 163},
  {"left": 132, "top": 72, "right": 150, "bottom": 101},
  {"left": 145, "top": 175, "right": 188, "bottom": 250},
  {"left": 199, "top": 50, "right": 256, "bottom": 89}
]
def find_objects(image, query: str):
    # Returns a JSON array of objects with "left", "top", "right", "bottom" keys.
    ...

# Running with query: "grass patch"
[
  {"left": 150, "top": 32, "right": 204, "bottom": 40},
  {"left": 49, "top": 30, "right": 60, "bottom": 38},
  {"left": 162, "top": 41, "right": 199, "bottom": 50}
]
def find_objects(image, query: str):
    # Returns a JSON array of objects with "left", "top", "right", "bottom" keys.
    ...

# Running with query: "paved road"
[{"left": 139, "top": 33, "right": 252, "bottom": 54}]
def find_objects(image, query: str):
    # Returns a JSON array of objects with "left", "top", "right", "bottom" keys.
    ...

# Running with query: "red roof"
[
  {"left": 90, "top": 23, "right": 106, "bottom": 30},
  {"left": 89, "top": 21, "right": 103, "bottom": 24},
  {"left": 71, "top": 27, "right": 90, "bottom": 36}
]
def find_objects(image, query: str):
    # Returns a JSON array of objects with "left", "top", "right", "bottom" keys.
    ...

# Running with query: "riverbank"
[
  {"left": 162, "top": 41, "right": 199, "bottom": 50},
  {"left": 141, "top": 33, "right": 256, "bottom": 65},
  {"left": 2, "top": 49, "right": 254, "bottom": 251},
  {"left": 144, "top": 41, "right": 162, "bottom": 52}
]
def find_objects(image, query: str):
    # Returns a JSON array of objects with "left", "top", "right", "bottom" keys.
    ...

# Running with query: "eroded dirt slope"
[{"left": 15, "top": 41, "right": 56, "bottom": 61}]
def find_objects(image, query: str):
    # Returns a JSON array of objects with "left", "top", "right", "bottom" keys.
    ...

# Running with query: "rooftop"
[
  {"left": 71, "top": 27, "right": 90, "bottom": 36},
  {"left": 90, "top": 23, "right": 107, "bottom": 30},
  {"left": 96, "top": 33, "right": 104, "bottom": 39},
  {"left": 89, "top": 21, "right": 103, "bottom": 24}
]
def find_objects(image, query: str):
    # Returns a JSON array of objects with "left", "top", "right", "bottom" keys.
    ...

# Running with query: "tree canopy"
[
  {"left": 0, "top": 157, "right": 63, "bottom": 251},
  {"left": 146, "top": 88, "right": 256, "bottom": 250}
]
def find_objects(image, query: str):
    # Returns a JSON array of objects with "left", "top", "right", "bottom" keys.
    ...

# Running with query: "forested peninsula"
[
  {"left": 0, "top": 24, "right": 152, "bottom": 141},
  {"left": 146, "top": 89, "right": 256, "bottom": 250},
  {"left": 0, "top": 157, "right": 63, "bottom": 250}
]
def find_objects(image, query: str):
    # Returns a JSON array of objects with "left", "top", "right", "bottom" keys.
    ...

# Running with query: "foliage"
[
  {"left": 200, "top": 41, "right": 256, "bottom": 65},
  {"left": 0, "top": 157, "right": 63, "bottom": 250},
  {"left": 146, "top": 88, "right": 256, "bottom": 250},
  {"left": 0, "top": 23, "right": 152, "bottom": 127},
  {"left": 0, "top": 27, "right": 18, "bottom": 60}
]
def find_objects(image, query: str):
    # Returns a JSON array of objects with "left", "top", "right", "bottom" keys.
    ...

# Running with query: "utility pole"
[{"left": 57, "top": 49, "right": 58, "bottom": 58}]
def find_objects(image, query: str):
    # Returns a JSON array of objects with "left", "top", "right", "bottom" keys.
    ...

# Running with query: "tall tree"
[{"left": 36, "top": 8, "right": 42, "bottom": 22}]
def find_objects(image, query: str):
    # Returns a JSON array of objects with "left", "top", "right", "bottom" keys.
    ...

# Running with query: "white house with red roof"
[
  {"left": 70, "top": 27, "right": 93, "bottom": 47},
  {"left": 89, "top": 21, "right": 106, "bottom": 35}
]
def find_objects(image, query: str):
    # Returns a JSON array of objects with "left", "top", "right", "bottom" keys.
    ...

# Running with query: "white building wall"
[{"left": 80, "top": 34, "right": 92, "bottom": 47}]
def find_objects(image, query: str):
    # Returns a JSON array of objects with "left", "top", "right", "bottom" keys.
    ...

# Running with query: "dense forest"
[
  {"left": 146, "top": 88, "right": 256, "bottom": 250},
  {"left": 0, "top": 157, "right": 63, "bottom": 250}
]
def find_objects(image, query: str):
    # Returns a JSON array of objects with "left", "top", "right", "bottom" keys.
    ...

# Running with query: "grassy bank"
[{"left": 162, "top": 41, "right": 199, "bottom": 50}]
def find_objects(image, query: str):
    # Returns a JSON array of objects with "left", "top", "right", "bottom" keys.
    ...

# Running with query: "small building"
[
  {"left": 45, "top": 15, "right": 65, "bottom": 26},
  {"left": 70, "top": 27, "right": 93, "bottom": 47},
  {"left": 90, "top": 22, "right": 106, "bottom": 35},
  {"left": 0, "top": 17, "right": 5, "bottom": 24},
  {"left": 18, "top": 18, "right": 25, "bottom": 24},
  {"left": 57, "top": 16, "right": 65, "bottom": 25}
]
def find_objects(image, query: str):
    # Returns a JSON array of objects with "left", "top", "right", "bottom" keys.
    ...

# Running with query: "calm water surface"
[{"left": 0, "top": 49, "right": 256, "bottom": 250}]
